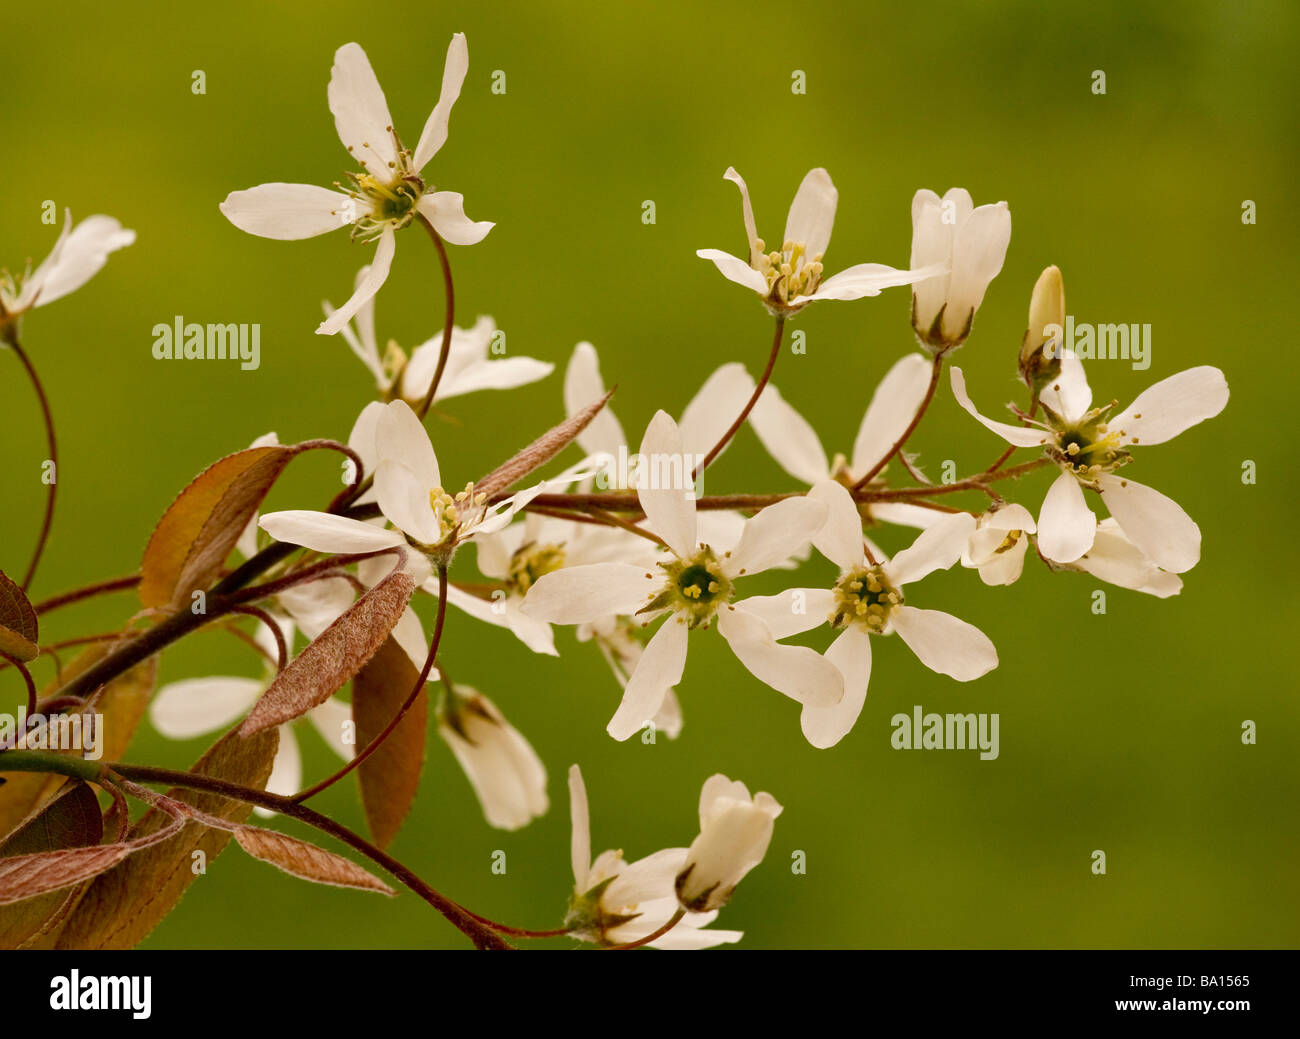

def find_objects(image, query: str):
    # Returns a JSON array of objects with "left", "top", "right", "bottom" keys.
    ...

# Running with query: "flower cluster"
[{"left": 0, "top": 31, "right": 1228, "bottom": 952}]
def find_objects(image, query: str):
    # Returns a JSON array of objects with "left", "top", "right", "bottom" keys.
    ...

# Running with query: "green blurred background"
[{"left": 2, "top": 0, "right": 1296, "bottom": 948}]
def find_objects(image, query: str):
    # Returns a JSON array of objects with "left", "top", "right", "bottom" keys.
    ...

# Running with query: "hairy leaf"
[
  {"left": 240, "top": 569, "right": 415, "bottom": 736},
  {"left": 139, "top": 445, "right": 295, "bottom": 610},
  {"left": 353, "top": 636, "right": 427, "bottom": 848},
  {"left": 232, "top": 827, "right": 395, "bottom": 894},
  {"left": 0, "top": 569, "right": 38, "bottom": 663},
  {"left": 476, "top": 390, "right": 614, "bottom": 499},
  {"left": 54, "top": 726, "right": 278, "bottom": 949}
]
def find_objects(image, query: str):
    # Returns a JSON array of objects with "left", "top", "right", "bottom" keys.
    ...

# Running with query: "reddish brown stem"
[
  {"left": 8, "top": 336, "right": 58, "bottom": 590},
  {"left": 693, "top": 315, "right": 784, "bottom": 479},
  {"left": 853, "top": 354, "right": 942, "bottom": 491}
]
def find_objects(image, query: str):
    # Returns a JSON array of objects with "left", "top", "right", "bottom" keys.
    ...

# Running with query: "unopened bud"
[{"left": 1018, "top": 265, "right": 1065, "bottom": 392}]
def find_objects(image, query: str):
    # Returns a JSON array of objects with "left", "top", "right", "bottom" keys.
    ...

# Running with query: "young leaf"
[
  {"left": 232, "top": 827, "right": 395, "bottom": 894},
  {"left": 476, "top": 390, "right": 614, "bottom": 499},
  {"left": 54, "top": 725, "right": 279, "bottom": 949},
  {"left": 353, "top": 636, "right": 427, "bottom": 848},
  {"left": 0, "top": 569, "right": 39, "bottom": 663},
  {"left": 0, "top": 781, "right": 102, "bottom": 945},
  {"left": 139, "top": 445, "right": 295, "bottom": 610},
  {"left": 0, "top": 803, "right": 182, "bottom": 906},
  {"left": 240, "top": 568, "right": 415, "bottom": 737}
]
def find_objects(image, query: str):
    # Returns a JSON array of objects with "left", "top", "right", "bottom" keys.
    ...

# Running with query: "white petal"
[
  {"left": 985, "top": 502, "right": 1037, "bottom": 533},
  {"left": 259, "top": 510, "right": 405, "bottom": 554},
  {"left": 327, "top": 266, "right": 384, "bottom": 384},
  {"left": 723, "top": 167, "right": 760, "bottom": 262},
  {"left": 973, "top": 537, "right": 1029, "bottom": 586},
  {"left": 1096, "top": 474, "right": 1200, "bottom": 573},
  {"left": 717, "top": 605, "right": 843, "bottom": 707},
  {"left": 433, "top": 356, "right": 554, "bottom": 400},
  {"left": 679, "top": 363, "right": 756, "bottom": 462},
  {"left": 1037, "top": 471, "right": 1097, "bottom": 564},
  {"left": 885, "top": 512, "right": 976, "bottom": 587},
  {"left": 949, "top": 368, "right": 1052, "bottom": 447},
  {"left": 317, "top": 228, "right": 395, "bottom": 335},
  {"left": 870, "top": 502, "right": 945, "bottom": 530},
  {"left": 31, "top": 215, "right": 136, "bottom": 307},
  {"left": 413, "top": 33, "right": 469, "bottom": 170},
  {"left": 328, "top": 42, "right": 397, "bottom": 171},
  {"left": 891, "top": 606, "right": 998, "bottom": 681},
  {"left": 375, "top": 399, "right": 441, "bottom": 488},
  {"left": 306, "top": 698, "right": 356, "bottom": 760},
  {"left": 220, "top": 183, "right": 351, "bottom": 241},
  {"left": 637, "top": 411, "right": 697, "bottom": 558},
  {"left": 724, "top": 496, "right": 827, "bottom": 577},
  {"left": 944, "top": 201, "right": 1010, "bottom": 338},
  {"left": 520, "top": 562, "right": 657, "bottom": 624},
  {"left": 1109, "top": 366, "right": 1229, "bottom": 447},
  {"left": 1038, "top": 350, "right": 1092, "bottom": 423},
  {"left": 909, "top": 189, "right": 956, "bottom": 327},
  {"left": 565, "top": 342, "right": 626, "bottom": 456},
  {"left": 696, "top": 248, "right": 768, "bottom": 295},
  {"left": 259, "top": 728, "right": 304, "bottom": 813},
  {"left": 1073, "top": 519, "right": 1183, "bottom": 598},
  {"left": 807, "top": 479, "right": 865, "bottom": 571},
  {"left": 607, "top": 618, "right": 688, "bottom": 741},
  {"left": 277, "top": 575, "right": 356, "bottom": 639},
  {"left": 808, "top": 261, "right": 944, "bottom": 303},
  {"left": 348, "top": 400, "right": 386, "bottom": 479},
  {"left": 375, "top": 459, "right": 442, "bottom": 544},
  {"left": 850, "top": 353, "right": 934, "bottom": 477},
  {"left": 749, "top": 383, "right": 828, "bottom": 484},
  {"left": 150, "top": 677, "right": 262, "bottom": 739},
  {"left": 732, "top": 588, "right": 833, "bottom": 640},
  {"left": 417, "top": 191, "right": 494, "bottom": 246},
  {"left": 801, "top": 626, "right": 871, "bottom": 748},
  {"left": 502, "top": 599, "right": 559, "bottom": 656},
  {"left": 783, "top": 168, "right": 837, "bottom": 259},
  {"left": 568, "top": 764, "right": 591, "bottom": 888}
]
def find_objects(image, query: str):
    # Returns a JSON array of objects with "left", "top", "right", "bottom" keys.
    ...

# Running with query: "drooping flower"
[
  {"left": 564, "top": 765, "right": 742, "bottom": 949},
  {"left": 0, "top": 210, "right": 135, "bottom": 337},
  {"left": 909, "top": 188, "right": 1011, "bottom": 352},
  {"left": 219, "top": 36, "right": 492, "bottom": 336},
  {"left": 675, "top": 774, "right": 782, "bottom": 914},
  {"left": 326, "top": 278, "right": 552, "bottom": 402},
  {"left": 697, "top": 167, "right": 944, "bottom": 316},
  {"left": 738, "top": 481, "right": 997, "bottom": 749},
  {"left": 961, "top": 503, "right": 1037, "bottom": 586},
  {"left": 521, "top": 411, "right": 844, "bottom": 741},
  {"left": 748, "top": 352, "right": 943, "bottom": 530},
  {"left": 437, "top": 684, "right": 547, "bottom": 830},
  {"left": 950, "top": 355, "right": 1229, "bottom": 572}
]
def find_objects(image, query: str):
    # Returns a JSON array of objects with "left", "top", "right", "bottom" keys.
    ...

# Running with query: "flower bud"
[
  {"left": 437, "top": 684, "right": 548, "bottom": 831},
  {"left": 675, "top": 774, "right": 782, "bottom": 912},
  {"left": 1019, "top": 265, "right": 1065, "bottom": 392}
]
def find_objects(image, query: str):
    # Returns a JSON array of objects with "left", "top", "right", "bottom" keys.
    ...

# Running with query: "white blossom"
[{"left": 676, "top": 774, "right": 782, "bottom": 913}]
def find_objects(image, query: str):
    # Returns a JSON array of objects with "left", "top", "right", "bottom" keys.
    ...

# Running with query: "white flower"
[
  {"left": 259, "top": 400, "right": 529, "bottom": 568},
  {"left": 697, "top": 167, "right": 943, "bottom": 316},
  {"left": 219, "top": 37, "right": 491, "bottom": 336},
  {"left": 577, "top": 616, "right": 685, "bottom": 739},
  {"left": 961, "top": 503, "right": 1037, "bottom": 586},
  {"left": 327, "top": 281, "right": 552, "bottom": 401},
  {"left": 1060, "top": 518, "right": 1182, "bottom": 598},
  {"left": 149, "top": 607, "right": 354, "bottom": 817},
  {"left": 749, "top": 352, "right": 944, "bottom": 530},
  {"left": 0, "top": 210, "right": 134, "bottom": 329},
  {"left": 439, "top": 510, "right": 658, "bottom": 657},
  {"left": 438, "top": 684, "right": 547, "bottom": 831},
  {"left": 521, "top": 411, "right": 844, "bottom": 741},
  {"left": 738, "top": 481, "right": 997, "bottom": 749},
  {"left": 565, "top": 765, "right": 742, "bottom": 949},
  {"left": 950, "top": 355, "right": 1229, "bottom": 572},
  {"left": 676, "top": 774, "right": 782, "bottom": 914},
  {"left": 910, "top": 188, "right": 1011, "bottom": 351}
]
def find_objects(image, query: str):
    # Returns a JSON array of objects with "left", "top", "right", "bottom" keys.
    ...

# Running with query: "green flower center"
[
  {"left": 639, "top": 546, "right": 733, "bottom": 629},
  {"left": 831, "top": 565, "right": 902, "bottom": 633}
]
